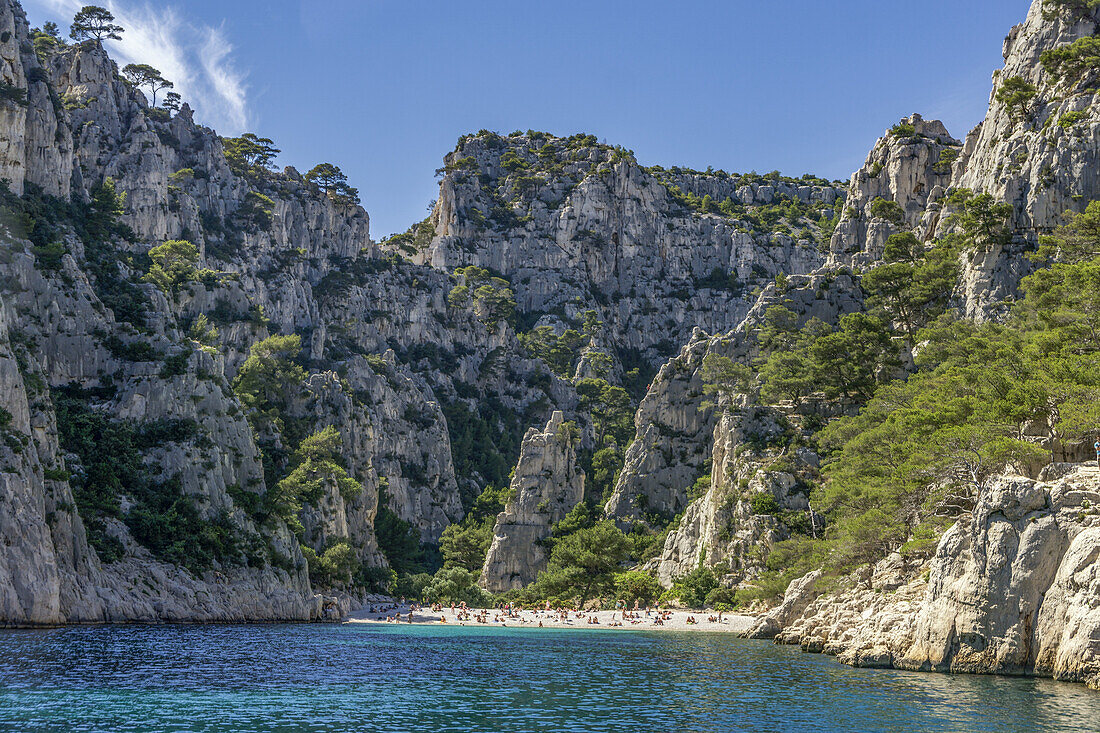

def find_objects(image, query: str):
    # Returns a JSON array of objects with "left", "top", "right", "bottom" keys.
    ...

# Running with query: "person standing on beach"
[{"left": 1094, "top": 438, "right": 1099, "bottom": 469}]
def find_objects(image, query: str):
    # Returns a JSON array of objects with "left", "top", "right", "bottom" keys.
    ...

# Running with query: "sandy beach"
[{"left": 346, "top": 605, "right": 756, "bottom": 633}]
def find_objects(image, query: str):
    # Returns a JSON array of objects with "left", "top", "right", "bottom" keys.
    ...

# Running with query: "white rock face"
[
  {"left": 744, "top": 569, "right": 822, "bottom": 640},
  {"left": 3, "top": 0, "right": 1098, "bottom": 639},
  {"left": 0, "top": 3, "right": 470, "bottom": 622},
  {"left": 480, "top": 411, "right": 585, "bottom": 592},
  {"left": 653, "top": 407, "right": 817, "bottom": 588},
  {"left": 953, "top": 1, "right": 1100, "bottom": 233},
  {"left": 0, "top": 1, "right": 72, "bottom": 197},
  {"left": 769, "top": 467, "right": 1100, "bottom": 689}
]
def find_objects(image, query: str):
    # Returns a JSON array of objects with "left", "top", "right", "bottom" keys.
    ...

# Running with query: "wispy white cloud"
[
  {"left": 198, "top": 25, "right": 248, "bottom": 132},
  {"left": 23, "top": 0, "right": 251, "bottom": 133}
]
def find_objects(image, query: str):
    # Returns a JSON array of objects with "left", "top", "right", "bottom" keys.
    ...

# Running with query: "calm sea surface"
[{"left": 0, "top": 623, "right": 1098, "bottom": 732}]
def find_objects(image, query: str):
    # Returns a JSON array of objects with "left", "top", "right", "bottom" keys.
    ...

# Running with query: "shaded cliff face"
[
  {"left": 0, "top": 0, "right": 72, "bottom": 198},
  {"left": 0, "top": 0, "right": 475, "bottom": 621},
  {"left": 651, "top": 408, "right": 820, "bottom": 588}
]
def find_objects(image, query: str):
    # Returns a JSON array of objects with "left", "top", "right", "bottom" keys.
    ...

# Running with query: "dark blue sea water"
[{"left": 0, "top": 623, "right": 1098, "bottom": 732}]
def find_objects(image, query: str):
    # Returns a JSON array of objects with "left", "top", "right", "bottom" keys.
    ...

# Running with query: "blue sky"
[{"left": 24, "top": 0, "right": 1032, "bottom": 237}]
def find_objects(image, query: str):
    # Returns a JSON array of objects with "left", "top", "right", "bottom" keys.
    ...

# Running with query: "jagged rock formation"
[
  {"left": 2, "top": 0, "right": 1098, "bottom": 647},
  {"left": 0, "top": 1, "right": 72, "bottom": 197},
  {"left": 0, "top": 0, "right": 478, "bottom": 622},
  {"left": 955, "top": 1, "right": 1100, "bottom": 232},
  {"left": 480, "top": 411, "right": 584, "bottom": 592},
  {"left": 603, "top": 329, "right": 719, "bottom": 523},
  {"left": 744, "top": 569, "right": 822, "bottom": 640},
  {"left": 605, "top": 0, "right": 1100, "bottom": 601},
  {"left": 765, "top": 466, "right": 1100, "bottom": 690}
]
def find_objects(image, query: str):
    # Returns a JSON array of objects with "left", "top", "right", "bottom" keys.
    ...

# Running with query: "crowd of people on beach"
[{"left": 362, "top": 597, "right": 735, "bottom": 629}]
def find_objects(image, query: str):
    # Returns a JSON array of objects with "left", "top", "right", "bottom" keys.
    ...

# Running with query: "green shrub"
[
  {"left": 449, "top": 266, "right": 516, "bottom": 330},
  {"left": 870, "top": 197, "right": 905, "bottom": 226},
  {"left": 159, "top": 350, "right": 190, "bottom": 377},
  {"left": 0, "top": 81, "right": 28, "bottom": 107},
  {"left": 889, "top": 122, "right": 916, "bottom": 138},
  {"left": 663, "top": 565, "right": 719, "bottom": 608},
  {"left": 613, "top": 570, "right": 661, "bottom": 605},
  {"left": 1058, "top": 110, "right": 1089, "bottom": 130},
  {"left": 932, "top": 148, "right": 959, "bottom": 175},
  {"left": 994, "top": 76, "right": 1037, "bottom": 121},
  {"left": 273, "top": 426, "right": 362, "bottom": 532},
  {"left": 302, "top": 540, "right": 361, "bottom": 587},
  {"left": 518, "top": 325, "right": 585, "bottom": 378},
  {"left": 1043, "top": 0, "right": 1100, "bottom": 16},
  {"left": 750, "top": 492, "right": 781, "bottom": 515},
  {"left": 103, "top": 334, "right": 160, "bottom": 362},
  {"left": 422, "top": 567, "right": 494, "bottom": 607},
  {"left": 31, "top": 242, "right": 66, "bottom": 271},
  {"left": 144, "top": 239, "right": 210, "bottom": 293},
  {"left": 439, "top": 484, "right": 507, "bottom": 572},
  {"left": 392, "top": 572, "right": 433, "bottom": 601}
]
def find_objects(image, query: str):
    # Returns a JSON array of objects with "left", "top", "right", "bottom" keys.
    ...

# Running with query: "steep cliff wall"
[
  {"left": 414, "top": 131, "right": 844, "bottom": 367},
  {"left": 827, "top": 114, "right": 960, "bottom": 269},
  {"left": 604, "top": 271, "right": 862, "bottom": 530}
]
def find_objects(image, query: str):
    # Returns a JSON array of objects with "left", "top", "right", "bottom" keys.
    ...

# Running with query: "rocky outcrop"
[
  {"left": 744, "top": 569, "right": 822, "bottom": 640},
  {"left": 0, "top": 1, "right": 459, "bottom": 622},
  {"left": 828, "top": 114, "right": 960, "bottom": 268},
  {"left": 769, "top": 466, "right": 1100, "bottom": 689},
  {"left": 0, "top": 0, "right": 73, "bottom": 197},
  {"left": 3, "top": 0, "right": 1098, "bottom": 636},
  {"left": 652, "top": 407, "right": 819, "bottom": 587},
  {"left": 604, "top": 329, "right": 718, "bottom": 523},
  {"left": 480, "top": 412, "right": 585, "bottom": 592},
  {"left": 953, "top": 1, "right": 1100, "bottom": 233}
]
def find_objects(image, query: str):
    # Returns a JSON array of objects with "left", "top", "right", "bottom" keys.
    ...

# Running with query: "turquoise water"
[{"left": 1, "top": 624, "right": 1099, "bottom": 732}]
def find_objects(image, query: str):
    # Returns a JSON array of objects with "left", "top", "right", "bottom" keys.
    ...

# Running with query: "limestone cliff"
[
  {"left": 652, "top": 407, "right": 821, "bottom": 588},
  {"left": 412, "top": 131, "right": 844, "bottom": 368},
  {"left": 764, "top": 466, "right": 1100, "bottom": 690},
  {"left": 946, "top": 0, "right": 1100, "bottom": 316},
  {"left": 0, "top": 0, "right": 465, "bottom": 621},
  {"left": 827, "top": 114, "right": 960, "bottom": 269}
]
